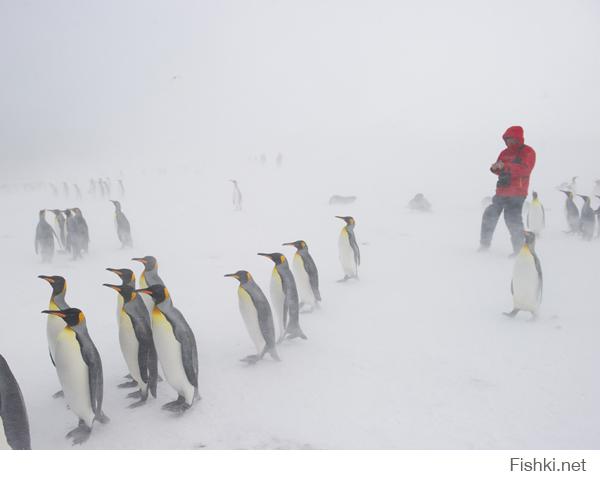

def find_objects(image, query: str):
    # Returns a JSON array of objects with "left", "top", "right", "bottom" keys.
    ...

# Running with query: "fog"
[
  {"left": 1, "top": 0, "right": 599, "bottom": 182},
  {"left": 0, "top": 1, "right": 599, "bottom": 450}
]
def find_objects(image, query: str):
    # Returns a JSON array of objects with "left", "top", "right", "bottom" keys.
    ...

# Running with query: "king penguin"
[
  {"left": 335, "top": 216, "right": 360, "bottom": 281},
  {"left": 225, "top": 271, "right": 280, "bottom": 363},
  {"left": 39, "top": 308, "right": 109, "bottom": 445},
  {"left": 103, "top": 284, "right": 158, "bottom": 407},
  {"left": 504, "top": 231, "right": 543, "bottom": 319},
  {"left": 526, "top": 191, "right": 545, "bottom": 236},
  {"left": 578, "top": 195, "right": 596, "bottom": 240},
  {"left": 39, "top": 274, "right": 70, "bottom": 398},
  {"left": 561, "top": 190, "right": 580, "bottom": 233},
  {"left": 110, "top": 200, "right": 133, "bottom": 248},
  {"left": 35, "top": 210, "right": 58, "bottom": 263},
  {"left": 132, "top": 256, "right": 165, "bottom": 316},
  {"left": 50, "top": 209, "right": 67, "bottom": 251},
  {"left": 72, "top": 208, "right": 90, "bottom": 253},
  {"left": 282, "top": 240, "right": 321, "bottom": 312},
  {"left": 257, "top": 252, "right": 306, "bottom": 342},
  {"left": 0, "top": 354, "right": 31, "bottom": 450},
  {"left": 229, "top": 179, "right": 243, "bottom": 211},
  {"left": 134, "top": 285, "right": 199, "bottom": 412}
]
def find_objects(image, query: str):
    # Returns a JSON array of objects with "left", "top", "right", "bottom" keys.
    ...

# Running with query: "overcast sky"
[{"left": 1, "top": 0, "right": 599, "bottom": 180}]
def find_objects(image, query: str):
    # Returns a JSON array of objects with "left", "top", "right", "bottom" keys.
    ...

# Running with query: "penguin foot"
[
  {"left": 124, "top": 373, "right": 133, "bottom": 379},
  {"left": 127, "top": 390, "right": 143, "bottom": 399},
  {"left": 162, "top": 396, "right": 188, "bottom": 413},
  {"left": 128, "top": 399, "right": 148, "bottom": 409},
  {"left": 66, "top": 423, "right": 92, "bottom": 445},
  {"left": 336, "top": 276, "right": 351, "bottom": 283},
  {"left": 240, "top": 354, "right": 260, "bottom": 364},
  {"left": 52, "top": 390, "right": 64, "bottom": 399},
  {"left": 118, "top": 380, "right": 138, "bottom": 388},
  {"left": 503, "top": 309, "right": 520, "bottom": 318}
]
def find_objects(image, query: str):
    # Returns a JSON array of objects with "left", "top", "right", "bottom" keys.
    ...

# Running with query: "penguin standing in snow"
[
  {"left": 504, "top": 231, "right": 543, "bottom": 319},
  {"left": 110, "top": 200, "right": 133, "bottom": 248},
  {"left": 63, "top": 209, "right": 83, "bottom": 259},
  {"left": 282, "top": 240, "right": 321, "bottom": 311},
  {"left": 561, "top": 190, "right": 580, "bottom": 233},
  {"left": 132, "top": 256, "right": 165, "bottom": 315},
  {"left": 50, "top": 209, "right": 67, "bottom": 251},
  {"left": 35, "top": 210, "right": 58, "bottom": 263},
  {"left": 134, "top": 285, "right": 199, "bottom": 412},
  {"left": 225, "top": 271, "right": 280, "bottom": 363},
  {"left": 39, "top": 275, "right": 70, "bottom": 398},
  {"left": 526, "top": 191, "right": 545, "bottom": 236},
  {"left": 335, "top": 216, "right": 360, "bottom": 281},
  {"left": 73, "top": 208, "right": 89, "bottom": 253},
  {"left": 0, "top": 354, "right": 31, "bottom": 450},
  {"left": 578, "top": 195, "right": 596, "bottom": 240},
  {"left": 229, "top": 179, "right": 242, "bottom": 211},
  {"left": 39, "top": 308, "right": 109, "bottom": 444},
  {"left": 257, "top": 252, "right": 306, "bottom": 342},
  {"left": 103, "top": 284, "right": 158, "bottom": 407}
]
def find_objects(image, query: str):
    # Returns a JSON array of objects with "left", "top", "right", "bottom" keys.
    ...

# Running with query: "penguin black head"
[
  {"left": 41, "top": 307, "right": 85, "bottom": 327},
  {"left": 132, "top": 256, "right": 158, "bottom": 271},
  {"left": 103, "top": 283, "right": 136, "bottom": 302},
  {"left": 39, "top": 209, "right": 46, "bottom": 218},
  {"left": 532, "top": 191, "right": 538, "bottom": 200},
  {"left": 62, "top": 209, "right": 72, "bottom": 217},
  {"left": 224, "top": 270, "right": 252, "bottom": 285},
  {"left": 229, "top": 179, "right": 238, "bottom": 185},
  {"left": 51, "top": 209, "right": 63, "bottom": 216},
  {"left": 257, "top": 252, "right": 287, "bottom": 265},
  {"left": 73, "top": 208, "right": 82, "bottom": 215},
  {"left": 136, "top": 284, "right": 169, "bottom": 304},
  {"left": 38, "top": 275, "right": 67, "bottom": 296},
  {"left": 282, "top": 240, "right": 307, "bottom": 251},
  {"left": 577, "top": 194, "right": 590, "bottom": 204},
  {"left": 106, "top": 267, "right": 135, "bottom": 285},
  {"left": 335, "top": 215, "right": 355, "bottom": 226},
  {"left": 110, "top": 200, "right": 122, "bottom": 210},
  {"left": 560, "top": 190, "right": 573, "bottom": 199}
]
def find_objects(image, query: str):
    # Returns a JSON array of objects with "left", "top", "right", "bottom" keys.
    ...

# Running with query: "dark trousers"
[{"left": 480, "top": 195, "right": 526, "bottom": 252}]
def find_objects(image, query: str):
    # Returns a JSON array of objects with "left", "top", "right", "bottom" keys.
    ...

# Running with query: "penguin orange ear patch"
[
  {"left": 280, "top": 255, "right": 286, "bottom": 263},
  {"left": 78, "top": 312, "right": 85, "bottom": 324}
]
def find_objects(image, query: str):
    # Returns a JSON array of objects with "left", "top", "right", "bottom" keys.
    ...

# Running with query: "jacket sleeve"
[{"left": 505, "top": 147, "right": 535, "bottom": 177}]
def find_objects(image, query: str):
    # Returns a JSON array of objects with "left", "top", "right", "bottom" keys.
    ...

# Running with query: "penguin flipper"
[
  {"left": 78, "top": 333, "right": 105, "bottom": 418},
  {"left": 49, "top": 349, "right": 56, "bottom": 367},
  {"left": 167, "top": 309, "right": 199, "bottom": 389},
  {"left": 533, "top": 253, "right": 543, "bottom": 303},
  {"left": 503, "top": 309, "right": 520, "bottom": 318},
  {"left": 303, "top": 254, "right": 321, "bottom": 301}
]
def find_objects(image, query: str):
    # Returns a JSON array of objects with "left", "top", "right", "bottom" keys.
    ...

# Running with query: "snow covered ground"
[{"left": 1, "top": 157, "right": 599, "bottom": 449}]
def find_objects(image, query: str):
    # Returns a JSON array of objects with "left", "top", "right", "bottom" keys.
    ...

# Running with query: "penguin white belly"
[
  {"left": 528, "top": 204, "right": 544, "bottom": 234},
  {"left": 293, "top": 255, "right": 315, "bottom": 306},
  {"left": 238, "top": 288, "right": 266, "bottom": 354},
  {"left": 118, "top": 310, "right": 144, "bottom": 391},
  {"left": 0, "top": 417, "right": 10, "bottom": 450},
  {"left": 54, "top": 329, "right": 95, "bottom": 427},
  {"left": 512, "top": 254, "right": 540, "bottom": 312},
  {"left": 151, "top": 309, "right": 194, "bottom": 404},
  {"left": 47, "top": 301, "right": 65, "bottom": 362},
  {"left": 269, "top": 270, "right": 286, "bottom": 337},
  {"left": 338, "top": 231, "right": 356, "bottom": 276}
]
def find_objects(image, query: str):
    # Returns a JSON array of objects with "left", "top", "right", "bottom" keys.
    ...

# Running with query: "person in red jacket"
[{"left": 479, "top": 126, "right": 536, "bottom": 255}]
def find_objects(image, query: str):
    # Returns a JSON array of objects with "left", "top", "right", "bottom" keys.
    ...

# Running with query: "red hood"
[{"left": 502, "top": 126, "right": 524, "bottom": 147}]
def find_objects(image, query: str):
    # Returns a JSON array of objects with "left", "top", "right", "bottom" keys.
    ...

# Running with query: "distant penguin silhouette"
[
  {"left": 229, "top": 180, "right": 242, "bottom": 211},
  {"left": 527, "top": 192, "right": 545, "bottom": 236},
  {"left": 35, "top": 210, "right": 58, "bottom": 263},
  {"left": 408, "top": 193, "right": 431, "bottom": 212},
  {"left": 561, "top": 190, "right": 579, "bottom": 233},
  {"left": 110, "top": 200, "right": 133, "bottom": 248},
  {"left": 335, "top": 216, "right": 360, "bottom": 282},
  {"left": 578, "top": 195, "right": 596, "bottom": 240}
]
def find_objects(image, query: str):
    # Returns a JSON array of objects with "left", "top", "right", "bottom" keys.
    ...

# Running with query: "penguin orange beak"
[
  {"left": 38, "top": 275, "right": 54, "bottom": 283},
  {"left": 224, "top": 273, "right": 240, "bottom": 279},
  {"left": 281, "top": 242, "right": 294, "bottom": 246},
  {"left": 42, "top": 310, "right": 65, "bottom": 317},
  {"left": 106, "top": 268, "right": 123, "bottom": 275},
  {"left": 131, "top": 257, "right": 146, "bottom": 264},
  {"left": 102, "top": 283, "right": 122, "bottom": 292},
  {"left": 135, "top": 288, "right": 152, "bottom": 295}
]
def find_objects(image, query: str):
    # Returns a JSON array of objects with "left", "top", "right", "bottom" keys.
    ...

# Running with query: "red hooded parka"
[{"left": 491, "top": 126, "right": 536, "bottom": 197}]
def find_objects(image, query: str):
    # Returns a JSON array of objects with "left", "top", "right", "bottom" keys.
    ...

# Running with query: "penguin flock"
[
  {"left": 34, "top": 201, "right": 133, "bottom": 262},
  {"left": 2, "top": 208, "right": 361, "bottom": 448}
]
